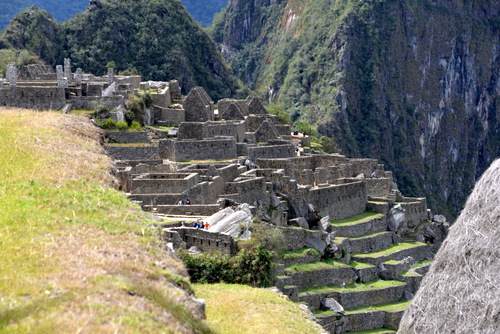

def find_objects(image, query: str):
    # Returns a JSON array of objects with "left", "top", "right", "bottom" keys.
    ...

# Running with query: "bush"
[
  {"left": 178, "top": 245, "right": 274, "bottom": 287},
  {"left": 130, "top": 121, "right": 141, "bottom": 130},
  {"left": 116, "top": 121, "right": 129, "bottom": 131},
  {"left": 141, "top": 93, "right": 153, "bottom": 108},
  {"left": 101, "top": 118, "right": 116, "bottom": 129}
]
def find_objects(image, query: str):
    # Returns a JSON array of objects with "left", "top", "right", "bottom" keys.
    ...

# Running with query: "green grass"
[
  {"left": 312, "top": 309, "right": 335, "bottom": 317},
  {"left": 411, "top": 260, "right": 433, "bottom": 269},
  {"left": 345, "top": 300, "right": 411, "bottom": 314},
  {"left": 286, "top": 258, "right": 350, "bottom": 272},
  {"left": 282, "top": 247, "right": 319, "bottom": 259},
  {"left": 349, "top": 231, "right": 388, "bottom": 239},
  {"left": 148, "top": 125, "right": 177, "bottom": 131},
  {"left": 194, "top": 284, "right": 324, "bottom": 334},
  {"left": 383, "top": 260, "right": 402, "bottom": 265},
  {"left": 349, "top": 261, "right": 376, "bottom": 269},
  {"left": 400, "top": 271, "right": 422, "bottom": 277},
  {"left": 330, "top": 211, "right": 384, "bottom": 226},
  {"left": 352, "top": 242, "right": 426, "bottom": 258},
  {"left": 300, "top": 280, "right": 405, "bottom": 294},
  {"left": 0, "top": 109, "right": 212, "bottom": 333}
]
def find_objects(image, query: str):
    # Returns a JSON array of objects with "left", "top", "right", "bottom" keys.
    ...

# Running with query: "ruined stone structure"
[
  {"left": 101, "top": 84, "right": 447, "bottom": 334},
  {"left": 0, "top": 60, "right": 141, "bottom": 111}
]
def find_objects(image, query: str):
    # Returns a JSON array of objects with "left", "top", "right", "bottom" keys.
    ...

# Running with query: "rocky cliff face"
[{"left": 212, "top": 0, "right": 500, "bottom": 217}]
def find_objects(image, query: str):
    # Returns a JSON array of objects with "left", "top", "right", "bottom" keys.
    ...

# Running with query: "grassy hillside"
[{"left": 0, "top": 108, "right": 210, "bottom": 333}]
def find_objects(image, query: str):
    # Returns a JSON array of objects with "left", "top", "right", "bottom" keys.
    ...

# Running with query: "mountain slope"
[{"left": 212, "top": 0, "right": 500, "bottom": 217}]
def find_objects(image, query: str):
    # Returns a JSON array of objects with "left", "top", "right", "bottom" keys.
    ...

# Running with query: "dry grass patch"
[{"left": 0, "top": 108, "right": 211, "bottom": 333}]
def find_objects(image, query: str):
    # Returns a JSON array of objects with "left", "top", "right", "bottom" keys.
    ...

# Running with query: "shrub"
[
  {"left": 101, "top": 118, "right": 116, "bottom": 129},
  {"left": 178, "top": 245, "right": 274, "bottom": 287},
  {"left": 141, "top": 92, "right": 153, "bottom": 108},
  {"left": 130, "top": 121, "right": 141, "bottom": 130},
  {"left": 116, "top": 121, "right": 129, "bottom": 131}
]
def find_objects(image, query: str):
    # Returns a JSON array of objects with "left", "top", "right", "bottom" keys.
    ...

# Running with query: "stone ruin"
[
  {"left": 0, "top": 58, "right": 140, "bottom": 111},
  {"left": 101, "top": 84, "right": 450, "bottom": 334},
  {"left": 1, "top": 59, "right": 450, "bottom": 332}
]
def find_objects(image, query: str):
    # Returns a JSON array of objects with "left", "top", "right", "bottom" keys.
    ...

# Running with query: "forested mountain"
[
  {"left": 211, "top": 0, "right": 500, "bottom": 218},
  {"left": 0, "top": 0, "right": 228, "bottom": 31},
  {"left": 0, "top": 0, "right": 87, "bottom": 31},
  {"left": 0, "top": 0, "right": 239, "bottom": 99}
]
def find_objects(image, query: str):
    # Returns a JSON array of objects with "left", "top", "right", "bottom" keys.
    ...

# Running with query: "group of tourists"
[{"left": 177, "top": 198, "right": 191, "bottom": 205}]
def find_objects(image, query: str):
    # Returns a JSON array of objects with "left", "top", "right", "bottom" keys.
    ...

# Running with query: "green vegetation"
[
  {"left": 282, "top": 247, "right": 319, "bottom": 259},
  {"left": 0, "top": 108, "right": 210, "bottom": 333},
  {"left": 349, "top": 261, "right": 375, "bottom": 269},
  {"left": 350, "top": 231, "right": 389, "bottom": 240},
  {"left": 194, "top": 284, "right": 324, "bottom": 334},
  {"left": 300, "top": 280, "right": 405, "bottom": 294},
  {"left": 352, "top": 242, "right": 426, "bottom": 259},
  {"left": 345, "top": 300, "right": 411, "bottom": 314},
  {"left": 331, "top": 211, "right": 384, "bottom": 226},
  {"left": 286, "top": 258, "right": 349, "bottom": 272},
  {"left": 411, "top": 260, "right": 433, "bottom": 269},
  {"left": 178, "top": 246, "right": 274, "bottom": 287}
]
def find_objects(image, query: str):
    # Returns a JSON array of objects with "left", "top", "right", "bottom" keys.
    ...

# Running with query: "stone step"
[
  {"left": 351, "top": 242, "right": 433, "bottom": 265},
  {"left": 411, "top": 260, "right": 433, "bottom": 275},
  {"left": 298, "top": 280, "right": 407, "bottom": 311},
  {"left": 350, "top": 261, "right": 379, "bottom": 283},
  {"left": 284, "top": 259, "right": 356, "bottom": 289},
  {"left": 396, "top": 271, "right": 424, "bottom": 295},
  {"left": 349, "top": 231, "right": 395, "bottom": 254},
  {"left": 330, "top": 212, "right": 386, "bottom": 237},
  {"left": 273, "top": 275, "right": 293, "bottom": 287},
  {"left": 380, "top": 260, "right": 411, "bottom": 280},
  {"left": 272, "top": 263, "right": 285, "bottom": 276},
  {"left": 282, "top": 247, "right": 322, "bottom": 267},
  {"left": 344, "top": 300, "right": 410, "bottom": 332},
  {"left": 280, "top": 285, "right": 298, "bottom": 301}
]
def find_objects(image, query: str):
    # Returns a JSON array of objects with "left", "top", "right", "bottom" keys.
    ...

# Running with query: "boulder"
[
  {"left": 388, "top": 204, "right": 405, "bottom": 232},
  {"left": 289, "top": 217, "right": 309, "bottom": 229},
  {"left": 433, "top": 214, "right": 446, "bottom": 223},
  {"left": 305, "top": 236, "right": 326, "bottom": 254},
  {"left": 320, "top": 215, "right": 332, "bottom": 232},
  {"left": 270, "top": 192, "right": 281, "bottom": 208},
  {"left": 321, "top": 298, "right": 345, "bottom": 314}
]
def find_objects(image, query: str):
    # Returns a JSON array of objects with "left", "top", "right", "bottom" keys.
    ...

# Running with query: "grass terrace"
[
  {"left": 352, "top": 242, "right": 426, "bottom": 258},
  {"left": 345, "top": 300, "right": 411, "bottom": 314},
  {"left": 331, "top": 211, "right": 384, "bottom": 226},
  {"left": 282, "top": 247, "right": 319, "bottom": 259},
  {"left": 300, "top": 280, "right": 405, "bottom": 294},
  {"left": 286, "top": 258, "right": 350, "bottom": 272}
]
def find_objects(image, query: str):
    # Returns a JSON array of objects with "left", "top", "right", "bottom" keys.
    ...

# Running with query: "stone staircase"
[{"left": 274, "top": 211, "right": 434, "bottom": 333}]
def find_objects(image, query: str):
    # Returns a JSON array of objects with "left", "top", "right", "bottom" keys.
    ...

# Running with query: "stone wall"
[
  {"left": 156, "top": 204, "right": 222, "bottom": 216},
  {"left": 206, "top": 121, "right": 246, "bottom": 142},
  {"left": 69, "top": 96, "right": 124, "bottom": 110},
  {"left": 248, "top": 144, "right": 296, "bottom": 161},
  {"left": 151, "top": 88, "right": 172, "bottom": 108},
  {"left": 0, "top": 86, "right": 66, "bottom": 110},
  {"left": 130, "top": 173, "right": 199, "bottom": 194},
  {"left": 224, "top": 177, "right": 268, "bottom": 206},
  {"left": 164, "top": 228, "right": 236, "bottom": 255},
  {"left": 401, "top": 198, "right": 428, "bottom": 225},
  {"left": 159, "top": 137, "right": 237, "bottom": 161},
  {"left": 106, "top": 131, "right": 150, "bottom": 144},
  {"left": 308, "top": 181, "right": 367, "bottom": 220},
  {"left": 247, "top": 114, "right": 280, "bottom": 131},
  {"left": 365, "top": 177, "right": 391, "bottom": 198},
  {"left": 105, "top": 145, "right": 160, "bottom": 161},
  {"left": 154, "top": 106, "right": 185, "bottom": 126}
]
